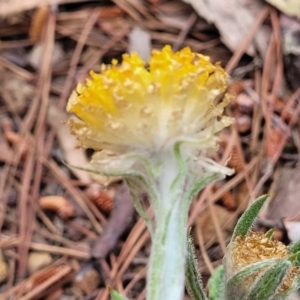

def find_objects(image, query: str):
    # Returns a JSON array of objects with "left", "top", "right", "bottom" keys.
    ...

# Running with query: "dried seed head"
[{"left": 39, "top": 196, "right": 74, "bottom": 219}]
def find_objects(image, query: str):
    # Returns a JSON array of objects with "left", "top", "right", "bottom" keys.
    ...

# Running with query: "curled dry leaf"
[
  {"left": 39, "top": 196, "right": 74, "bottom": 219},
  {"left": 0, "top": 251, "right": 8, "bottom": 283},
  {"left": 27, "top": 252, "right": 53, "bottom": 275},
  {"left": 86, "top": 183, "right": 115, "bottom": 212},
  {"left": 29, "top": 5, "right": 49, "bottom": 42}
]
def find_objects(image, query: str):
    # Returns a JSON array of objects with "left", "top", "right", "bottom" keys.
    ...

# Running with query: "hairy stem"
[{"left": 146, "top": 152, "right": 188, "bottom": 300}]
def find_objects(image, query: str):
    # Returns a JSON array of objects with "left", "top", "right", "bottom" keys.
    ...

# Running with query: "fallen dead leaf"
[
  {"left": 280, "top": 14, "right": 300, "bottom": 91},
  {"left": 91, "top": 182, "right": 134, "bottom": 259},
  {"left": 266, "top": 0, "right": 300, "bottom": 19},
  {"left": 266, "top": 164, "right": 300, "bottom": 220},
  {"left": 128, "top": 26, "right": 152, "bottom": 62},
  {"left": 283, "top": 220, "right": 300, "bottom": 243},
  {"left": 47, "top": 104, "right": 91, "bottom": 184},
  {"left": 181, "top": 0, "right": 271, "bottom": 57},
  {"left": 27, "top": 42, "right": 65, "bottom": 71}
]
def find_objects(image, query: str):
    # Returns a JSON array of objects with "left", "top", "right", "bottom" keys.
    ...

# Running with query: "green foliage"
[
  {"left": 265, "top": 228, "right": 275, "bottom": 239},
  {"left": 185, "top": 234, "right": 208, "bottom": 300},
  {"left": 208, "top": 265, "right": 225, "bottom": 300},
  {"left": 231, "top": 194, "right": 269, "bottom": 241},
  {"left": 289, "top": 240, "right": 300, "bottom": 254},
  {"left": 226, "top": 259, "right": 280, "bottom": 299},
  {"left": 247, "top": 260, "right": 291, "bottom": 300},
  {"left": 186, "top": 193, "right": 300, "bottom": 300},
  {"left": 109, "top": 287, "right": 128, "bottom": 300}
]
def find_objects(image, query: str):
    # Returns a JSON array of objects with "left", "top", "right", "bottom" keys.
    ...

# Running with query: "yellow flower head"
[
  {"left": 67, "top": 45, "right": 233, "bottom": 154},
  {"left": 226, "top": 231, "right": 300, "bottom": 297}
]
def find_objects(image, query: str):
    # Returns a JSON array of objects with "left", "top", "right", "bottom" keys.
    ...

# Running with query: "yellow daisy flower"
[
  {"left": 66, "top": 46, "right": 235, "bottom": 300},
  {"left": 67, "top": 45, "right": 233, "bottom": 155}
]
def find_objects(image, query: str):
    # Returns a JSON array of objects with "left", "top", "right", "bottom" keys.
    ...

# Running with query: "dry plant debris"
[{"left": 0, "top": 0, "right": 300, "bottom": 299}]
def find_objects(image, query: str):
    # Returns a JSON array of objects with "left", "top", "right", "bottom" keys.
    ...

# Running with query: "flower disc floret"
[{"left": 67, "top": 45, "right": 233, "bottom": 153}]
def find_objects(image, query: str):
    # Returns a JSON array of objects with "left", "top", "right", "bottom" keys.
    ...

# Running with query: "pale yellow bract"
[{"left": 67, "top": 45, "right": 233, "bottom": 153}]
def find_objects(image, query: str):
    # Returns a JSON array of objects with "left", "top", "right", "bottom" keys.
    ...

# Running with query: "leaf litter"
[{"left": 0, "top": 0, "right": 300, "bottom": 299}]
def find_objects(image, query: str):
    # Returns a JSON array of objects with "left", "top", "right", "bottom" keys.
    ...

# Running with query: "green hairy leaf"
[
  {"left": 289, "top": 240, "right": 300, "bottom": 254},
  {"left": 226, "top": 258, "right": 280, "bottom": 299},
  {"left": 208, "top": 265, "right": 225, "bottom": 300},
  {"left": 185, "top": 234, "right": 208, "bottom": 300},
  {"left": 231, "top": 194, "right": 269, "bottom": 241},
  {"left": 109, "top": 287, "right": 129, "bottom": 300},
  {"left": 247, "top": 260, "right": 291, "bottom": 300}
]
